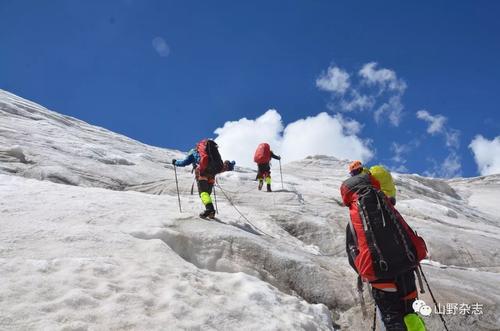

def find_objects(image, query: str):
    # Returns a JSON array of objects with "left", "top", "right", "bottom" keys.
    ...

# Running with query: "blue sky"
[{"left": 1, "top": 1, "right": 499, "bottom": 177}]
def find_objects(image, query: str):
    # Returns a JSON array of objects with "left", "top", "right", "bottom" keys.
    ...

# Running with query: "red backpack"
[
  {"left": 196, "top": 139, "right": 224, "bottom": 176},
  {"left": 341, "top": 173, "right": 428, "bottom": 282},
  {"left": 254, "top": 143, "right": 271, "bottom": 164}
]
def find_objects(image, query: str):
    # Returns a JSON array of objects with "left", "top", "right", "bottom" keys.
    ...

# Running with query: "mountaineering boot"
[
  {"left": 266, "top": 184, "right": 272, "bottom": 192},
  {"left": 258, "top": 179, "right": 263, "bottom": 191},
  {"left": 199, "top": 203, "right": 216, "bottom": 219}
]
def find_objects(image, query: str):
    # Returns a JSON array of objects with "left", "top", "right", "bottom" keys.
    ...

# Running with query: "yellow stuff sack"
[{"left": 369, "top": 165, "right": 396, "bottom": 198}]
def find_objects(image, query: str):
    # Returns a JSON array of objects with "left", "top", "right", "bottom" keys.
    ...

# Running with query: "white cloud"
[
  {"left": 375, "top": 96, "right": 404, "bottom": 126},
  {"left": 359, "top": 62, "right": 407, "bottom": 93},
  {"left": 469, "top": 135, "right": 500, "bottom": 175},
  {"left": 354, "top": 62, "right": 407, "bottom": 127},
  {"left": 316, "top": 66, "right": 350, "bottom": 94},
  {"left": 424, "top": 152, "right": 462, "bottom": 178},
  {"left": 416, "top": 109, "right": 461, "bottom": 148},
  {"left": 389, "top": 140, "right": 421, "bottom": 173},
  {"left": 214, "top": 110, "right": 283, "bottom": 167},
  {"left": 391, "top": 164, "right": 409, "bottom": 173},
  {"left": 442, "top": 152, "right": 462, "bottom": 178},
  {"left": 445, "top": 129, "right": 460, "bottom": 149},
  {"left": 391, "top": 142, "right": 410, "bottom": 164},
  {"left": 338, "top": 90, "right": 375, "bottom": 112},
  {"left": 334, "top": 113, "right": 363, "bottom": 135},
  {"left": 281, "top": 112, "right": 373, "bottom": 163},
  {"left": 416, "top": 110, "right": 462, "bottom": 178},
  {"left": 416, "top": 110, "right": 446, "bottom": 134},
  {"left": 214, "top": 110, "right": 373, "bottom": 168},
  {"left": 317, "top": 62, "right": 407, "bottom": 126},
  {"left": 152, "top": 37, "right": 170, "bottom": 57}
]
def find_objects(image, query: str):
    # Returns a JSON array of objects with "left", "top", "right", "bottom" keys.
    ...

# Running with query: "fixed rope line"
[
  {"left": 419, "top": 264, "right": 450, "bottom": 331},
  {"left": 215, "top": 182, "right": 276, "bottom": 239},
  {"left": 215, "top": 177, "right": 259, "bottom": 195}
]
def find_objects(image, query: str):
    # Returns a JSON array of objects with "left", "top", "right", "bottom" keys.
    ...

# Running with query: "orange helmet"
[{"left": 348, "top": 160, "right": 363, "bottom": 173}]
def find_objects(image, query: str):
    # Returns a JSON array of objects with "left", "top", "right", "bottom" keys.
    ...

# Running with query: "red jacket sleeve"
[{"left": 340, "top": 183, "right": 351, "bottom": 206}]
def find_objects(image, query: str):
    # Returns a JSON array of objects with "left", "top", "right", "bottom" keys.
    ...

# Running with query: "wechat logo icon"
[{"left": 413, "top": 299, "right": 432, "bottom": 316}]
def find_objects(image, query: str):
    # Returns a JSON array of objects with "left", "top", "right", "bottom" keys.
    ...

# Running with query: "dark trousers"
[
  {"left": 371, "top": 270, "right": 417, "bottom": 331},
  {"left": 257, "top": 163, "right": 271, "bottom": 179},
  {"left": 197, "top": 179, "right": 214, "bottom": 210},
  {"left": 197, "top": 179, "right": 213, "bottom": 196}
]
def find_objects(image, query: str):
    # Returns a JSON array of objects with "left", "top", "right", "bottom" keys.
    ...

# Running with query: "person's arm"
[
  {"left": 346, "top": 224, "right": 359, "bottom": 272},
  {"left": 173, "top": 153, "right": 195, "bottom": 167},
  {"left": 219, "top": 160, "right": 236, "bottom": 173},
  {"left": 340, "top": 182, "right": 352, "bottom": 207},
  {"left": 270, "top": 151, "right": 281, "bottom": 160}
]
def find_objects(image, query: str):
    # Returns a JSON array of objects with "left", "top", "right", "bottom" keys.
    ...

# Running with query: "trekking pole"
[
  {"left": 418, "top": 265, "right": 450, "bottom": 331},
  {"left": 279, "top": 159, "right": 284, "bottom": 190},
  {"left": 173, "top": 165, "right": 182, "bottom": 213},
  {"left": 213, "top": 183, "right": 219, "bottom": 214},
  {"left": 189, "top": 165, "right": 196, "bottom": 195},
  {"left": 372, "top": 306, "right": 377, "bottom": 331},
  {"left": 189, "top": 166, "right": 195, "bottom": 195},
  {"left": 357, "top": 276, "right": 367, "bottom": 319}
]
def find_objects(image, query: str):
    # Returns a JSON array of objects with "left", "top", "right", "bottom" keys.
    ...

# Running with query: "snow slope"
[
  {"left": 1, "top": 90, "right": 499, "bottom": 330},
  {"left": 0, "top": 90, "right": 179, "bottom": 189}
]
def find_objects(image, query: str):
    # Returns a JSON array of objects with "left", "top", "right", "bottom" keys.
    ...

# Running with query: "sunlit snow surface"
[{"left": 1, "top": 90, "right": 499, "bottom": 330}]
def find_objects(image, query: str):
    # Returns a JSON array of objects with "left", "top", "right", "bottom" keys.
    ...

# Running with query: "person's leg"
[
  {"left": 258, "top": 179, "right": 263, "bottom": 190},
  {"left": 397, "top": 271, "right": 426, "bottom": 331},
  {"left": 397, "top": 270, "right": 417, "bottom": 315},
  {"left": 371, "top": 283, "right": 406, "bottom": 331},
  {"left": 262, "top": 164, "right": 272, "bottom": 192},
  {"left": 198, "top": 179, "right": 215, "bottom": 218},
  {"left": 265, "top": 174, "right": 272, "bottom": 192},
  {"left": 257, "top": 165, "right": 265, "bottom": 190},
  {"left": 372, "top": 271, "right": 426, "bottom": 331}
]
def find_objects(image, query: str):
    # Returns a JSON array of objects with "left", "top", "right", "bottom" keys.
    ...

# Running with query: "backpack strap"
[{"left": 349, "top": 220, "right": 358, "bottom": 244}]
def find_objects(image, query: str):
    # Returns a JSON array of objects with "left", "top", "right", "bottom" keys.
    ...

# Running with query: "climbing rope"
[
  {"left": 215, "top": 176, "right": 259, "bottom": 194},
  {"left": 215, "top": 181, "right": 276, "bottom": 239}
]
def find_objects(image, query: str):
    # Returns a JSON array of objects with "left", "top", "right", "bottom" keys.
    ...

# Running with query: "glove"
[
  {"left": 224, "top": 160, "right": 236, "bottom": 171},
  {"left": 172, "top": 159, "right": 177, "bottom": 165},
  {"left": 389, "top": 197, "right": 396, "bottom": 206},
  {"left": 276, "top": 155, "right": 281, "bottom": 160}
]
